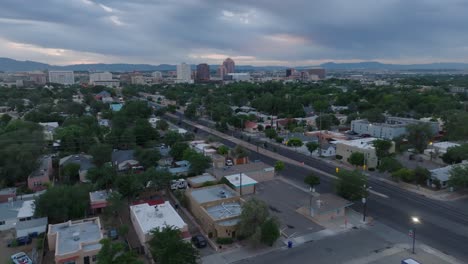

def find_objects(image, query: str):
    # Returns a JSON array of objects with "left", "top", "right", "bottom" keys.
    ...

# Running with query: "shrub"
[
  {"left": 336, "top": 155, "right": 343, "bottom": 160},
  {"left": 216, "top": 237, "right": 234, "bottom": 244}
]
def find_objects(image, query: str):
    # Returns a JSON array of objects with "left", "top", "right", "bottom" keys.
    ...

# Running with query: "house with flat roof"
[
  {"left": 130, "top": 201, "right": 188, "bottom": 248},
  {"left": 187, "top": 173, "right": 218, "bottom": 188},
  {"left": 48, "top": 217, "right": 103, "bottom": 264},
  {"left": 0, "top": 199, "right": 39, "bottom": 232},
  {"left": 186, "top": 184, "right": 243, "bottom": 239},
  {"left": 28, "top": 155, "right": 53, "bottom": 192},
  {"left": 0, "top": 187, "right": 16, "bottom": 203},
  {"left": 335, "top": 138, "right": 395, "bottom": 169},
  {"left": 211, "top": 161, "right": 275, "bottom": 182},
  {"left": 308, "top": 193, "right": 353, "bottom": 222},
  {"left": 89, "top": 190, "right": 112, "bottom": 212},
  {"left": 168, "top": 160, "right": 191, "bottom": 176},
  {"left": 60, "top": 154, "right": 95, "bottom": 182},
  {"left": 16, "top": 217, "right": 48, "bottom": 238},
  {"left": 224, "top": 173, "right": 258, "bottom": 195}
]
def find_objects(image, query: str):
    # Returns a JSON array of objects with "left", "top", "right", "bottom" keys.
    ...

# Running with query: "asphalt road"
[{"left": 165, "top": 112, "right": 468, "bottom": 262}]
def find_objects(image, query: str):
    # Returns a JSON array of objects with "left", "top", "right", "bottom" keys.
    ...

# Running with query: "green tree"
[
  {"left": 156, "top": 119, "right": 169, "bottom": 131},
  {"left": 442, "top": 144, "right": 468, "bottom": 164},
  {"left": 135, "top": 147, "right": 161, "bottom": 168},
  {"left": 391, "top": 168, "right": 415, "bottom": 182},
  {"left": 348, "top": 152, "right": 365, "bottom": 167},
  {"left": 264, "top": 129, "right": 277, "bottom": 140},
  {"left": 86, "top": 166, "right": 117, "bottom": 190},
  {"left": 361, "top": 108, "right": 385, "bottom": 123},
  {"left": 104, "top": 192, "right": 124, "bottom": 216},
  {"left": 217, "top": 145, "right": 229, "bottom": 156},
  {"left": 34, "top": 185, "right": 92, "bottom": 223},
  {"left": 97, "top": 238, "right": 142, "bottom": 264},
  {"left": 316, "top": 114, "right": 339, "bottom": 130},
  {"left": 183, "top": 149, "right": 212, "bottom": 175},
  {"left": 335, "top": 170, "right": 368, "bottom": 201},
  {"left": 378, "top": 157, "right": 403, "bottom": 173},
  {"left": 134, "top": 118, "right": 158, "bottom": 146},
  {"left": 116, "top": 175, "right": 142, "bottom": 200},
  {"left": 306, "top": 142, "right": 319, "bottom": 155},
  {"left": 275, "top": 136, "right": 284, "bottom": 143},
  {"left": 170, "top": 142, "right": 189, "bottom": 160},
  {"left": 407, "top": 123, "right": 433, "bottom": 154},
  {"left": 238, "top": 198, "right": 270, "bottom": 240},
  {"left": 260, "top": 217, "right": 280, "bottom": 247},
  {"left": 442, "top": 110, "right": 468, "bottom": 140},
  {"left": 448, "top": 164, "right": 468, "bottom": 189},
  {"left": 163, "top": 131, "right": 184, "bottom": 147},
  {"left": 56, "top": 125, "right": 95, "bottom": 153},
  {"left": 148, "top": 226, "right": 199, "bottom": 264},
  {"left": 274, "top": 161, "right": 285, "bottom": 174},
  {"left": 373, "top": 139, "right": 393, "bottom": 160},
  {"left": 414, "top": 166, "right": 430, "bottom": 185},
  {"left": 184, "top": 103, "right": 198, "bottom": 120},
  {"left": 304, "top": 173, "right": 320, "bottom": 189},
  {"left": 62, "top": 163, "right": 80, "bottom": 184},
  {"left": 287, "top": 138, "right": 303, "bottom": 149},
  {"left": 89, "top": 144, "right": 113, "bottom": 167},
  {"left": 231, "top": 145, "right": 249, "bottom": 159},
  {"left": 143, "top": 168, "right": 172, "bottom": 192}
]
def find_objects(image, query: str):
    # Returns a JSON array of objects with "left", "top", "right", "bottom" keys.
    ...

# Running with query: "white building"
[
  {"left": 89, "top": 72, "right": 113, "bottom": 84},
  {"left": 335, "top": 137, "right": 394, "bottom": 169},
  {"left": 48, "top": 71, "right": 75, "bottom": 85},
  {"left": 130, "top": 201, "right": 189, "bottom": 246},
  {"left": 0, "top": 199, "right": 39, "bottom": 231},
  {"left": 152, "top": 71, "right": 163, "bottom": 79},
  {"left": 227, "top": 73, "right": 251, "bottom": 82},
  {"left": 176, "top": 63, "right": 193, "bottom": 83},
  {"left": 351, "top": 117, "right": 439, "bottom": 139}
]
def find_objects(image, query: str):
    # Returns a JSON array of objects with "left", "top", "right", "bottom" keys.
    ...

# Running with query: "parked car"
[
  {"left": 225, "top": 159, "right": 234, "bottom": 166},
  {"left": 108, "top": 229, "right": 119, "bottom": 240},
  {"left": 171, "top": 179, "right": 188, "bottom": 190},
  {"left": 191, "top": 234, "right": 207, "bottom": 248},
  {"left": 11, "top": 252, "right": 33, "bottom": 264},
  {"left": 8, "top": 236, "right": 32, "bottom": 247}
]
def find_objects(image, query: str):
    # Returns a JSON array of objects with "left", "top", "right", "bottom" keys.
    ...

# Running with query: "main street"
[{"left": 163, "top": 111, "right": 468, "bottom": 261}]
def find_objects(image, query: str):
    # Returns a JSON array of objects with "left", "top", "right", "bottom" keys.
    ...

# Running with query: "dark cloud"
[{"left": 0, "top": 0, "right": 467, "bottom": 65}]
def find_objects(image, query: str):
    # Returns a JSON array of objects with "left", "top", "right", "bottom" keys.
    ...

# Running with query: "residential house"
[
  {"left": 428, "top": 161, "right": 467, "bottom": 188},
  {"left": 130, "top": 201, "right": 189, "bottom": 251},
  {"left": 60, "top": 154, "right": 95, "bottom": 182},
  {"left": 244, "top": 121, "right": 258, "bottom": 133},
  {"left": 335, "top": 138, "right": 395, "bottom": 169},
  {"left": 168, "top": 160, "right": 191, "bottom": 176},
  {"left": 186, "top": 185, "right": 242, "bottom": 239},
  {"left": 0, "top": 199, "right": 38, "bottom": 231},
  {"left": 48, "top": 217, "right": 103, "bottom": 264},
  {"left": 28, "top": 155, "right": 53, "bottom": 192},
  {"left": 111, "top": 150, "right": 139, "bottom": 172},
  {"left": 187, "top": 173, "right": 217, "bottom": 188},
  {"left": 306, "top": 193, "right": 353, "bottom": 222},
  {"left": 224, "top": 173, "right": 258, "bottom": 195},
  {"left": 39, "top": 122, "right": 59, "bottom": 141},
  {"left": 0, "top": 187, "right": 16, "bottom": 203},
  {"left": 89, "top": 190, "right": 112, "bottom": 213}
]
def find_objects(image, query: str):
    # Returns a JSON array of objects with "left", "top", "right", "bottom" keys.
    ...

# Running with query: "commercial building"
[
  {"left": 224, "top": 173, "right": 258, "bottom": 195},
  {"left": 211, "top": 161, "right": 275, "bottom": 182},
  {"left": 351, "top": 117, "right": 440, "bottom": 139},
  {"left": 48, "top": 217, "right": 103, "bottom": 264},
  {"left": 130, "top": 201, "right": 188, "bottom": 246},
  {"left": 217, "top": 65, "right": 227, "bottom": 79},
  {"left": 335, "top": 137, "right": 395, "bottom": 169},
  {"left": 176, "top": 63, "right": 193, "bottom": 83},
  {"left": 222, "top": 58, "right": 235, "bottom": 74},
  {"left": 307, "top": 193, "right": 353, "bottom": 221},
  {"left": 28, "top": 155, "right": 53, "bottom": 192},
  {"left": 196, "top": 63, "right": 210, "bottom": 82},
  {"left": 286, "top": 68, "right": 295, "bottom": 77},
  {"left": 89, "top": 72, "right": 112, "bottom": 84},
  {"left": 305, "top": 68, "right": 326, "bottom": 80},
  {"left": 186, "top": 185, "right": 242, "bottom": 239},
  {"left": 48, "top": 71, "right": 75, "bottom": 85},
  {"left": 28, "top": 71, "right": 47, "bottom": 85},
  {"left": 92, "top": 80, "right": 120, "bottom": 88}
]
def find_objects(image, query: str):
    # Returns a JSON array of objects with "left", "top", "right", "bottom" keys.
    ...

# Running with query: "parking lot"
[
  {"left": 0, "top": 229, "right": 39, "bottom": 264},
  {"left": 252, "top": 179, "right": 324, "bottom": 237}
]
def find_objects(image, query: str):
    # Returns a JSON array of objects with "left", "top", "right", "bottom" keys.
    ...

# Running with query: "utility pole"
[
  {"left": 239, "top": 172, "right": 243, "bottom": 196},
  {"left": 318, "top": 111, "right": 322, "bottom": 156}
]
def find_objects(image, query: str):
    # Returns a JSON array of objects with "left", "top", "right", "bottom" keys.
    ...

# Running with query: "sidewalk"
[{"left": 202, "top": 244, "right": 278, "bottom": 264}]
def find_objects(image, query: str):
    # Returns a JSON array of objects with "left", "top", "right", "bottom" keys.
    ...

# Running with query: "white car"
[
  {"left": 171, "top": 179, "right": 188, "bottom": 190},
  {"left": 225, "top": 159, "right": 234, "bottom": 166},
  {"left": 11, "top": 252, "right": 33, "bottom": 264}
]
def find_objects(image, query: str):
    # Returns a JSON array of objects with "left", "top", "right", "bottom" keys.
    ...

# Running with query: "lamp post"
[
  {"left": 362, "top": 185, "right": 371, "bottom": 223},
  {"left": 309, "top": 186, "right": 315, "bottom": 216},
  {"left": 411, "top": 216, "right": 421, "bottom": 254}
]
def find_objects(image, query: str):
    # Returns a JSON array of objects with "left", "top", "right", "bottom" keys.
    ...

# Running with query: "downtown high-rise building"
[
  {"left": 48, "top": 71, "right": 75, "bottom": 85},
  {"left": 196, "top": 63, "right": 210, "bottom": 82},
  {"left": 222, "top": 58, "right": 235, "bottom": 74},
  {"left": 176, "top": 63, "right": 192, "bottom": 83}
]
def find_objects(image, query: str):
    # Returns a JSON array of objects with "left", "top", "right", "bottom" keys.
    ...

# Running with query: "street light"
[
  {"left": 411, "top": 216, "right": 421, "bottom": 254},
  {"left": 362, "top": 185, "right": 371, "bottom": 223}
]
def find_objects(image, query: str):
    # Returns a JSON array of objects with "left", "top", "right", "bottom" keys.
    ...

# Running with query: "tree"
[
  {"left": 143, "top": 168, "right": 172, "bottom": 192},
  {"left": 86, "top": 166, "right": 117, "bottom": 190},
  {"left": 62, "top": 163, "right": 80, "bottom": 184},
  {"left": 97, "top": 238, "right": 142, "bottom": 264},
  {"left": 361, "top": 108, "right": 385, "bottom": 123},
  {"left": 238, "top": 198, "right": 270, "bottom": 239},
  {"left": 287, "top": 138, "right": 303, "bottom": 149},
  {"left": 448, "top": 164, "right": 468, "bottom": 189},
  {"left": 170, "top": 142, "right": 189, "bottom": 161},
  {"left": 373, "top": 139, "right": 393, "bottom": 160},
  {"left": 414, "top": 166, "right": 430, "bottom": 185},
  {"left": 163, "top": 131, "right": 183, "bottom": 147},
  {"left": 442, "top": 144, "right": 468, "bottom": 164},
  {"left": 274, "top": 161, "right": 285, "bottom": 174},
  {"left": 116, "top": 175, "right": 142, "bottom": 199},
  {"left": 156, "top": 119, "right": 169, "bottom": 131},
  {"left": 34, "top": 185, "right": 92, "bottom": 223},
  {"left": 260, "top": 217, "right": 280, "bottom": 247},
  {"left": 217, "top": 145, "right": 229, "bottom": 156},
  {"left": 306, "top": 142, "right": 319, "bottom": 155},
  {"left": 316, "top": 114, "right": 339, "bottom": 130},
  {"left": 335, "top": 170, "right": 368, "bottom": 201},
  {"left": 264, "top": 129, "right": 277, "bottom": 140},
  {"left": 104, "top": 192, "right": 124, "bottom": 216},
  {"left": 183, "top": 149, "right": 211, "bottom": 175},
  {"left": 348, "top": 152, "right": 365, "bottom": 167},
  {"left": 148, "top": 226, "right": 199, "bottom": 264},
  {"left": 231, "top": 145, "right": 249, "bottom": 159},
  {"left": 89, "top": 144, "right": 113, "bottom": 167},
  {"left": 275, "top": 136, "right": 284, "bottom": 143},
  {"left": 442, "top": 110, "right": 468, "bottom": 140},
  {"left": 378, "top": 157, "right": 403, "bottom": 173},
  {"left": 407, "top": 123, "right": 433, "bottom": 154},
  {"left": 135, "top": 147, "right": 161, "bottom": 168},
  {"left": 304, "top": 173, "right": 320, "bottom": 189},
  {"left": 134, "top": 118, "right": 158, "bottom": 146},
  {"left": 184, "top": 103, "right": 198, "bottom": 120},
  {"left": 391, "top": 168, "right": 415, "bottom": 182}
]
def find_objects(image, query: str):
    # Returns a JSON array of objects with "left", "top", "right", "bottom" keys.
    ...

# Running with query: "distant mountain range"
[{"left": 1, "top": 57, "right": 468, "bottom": 72}]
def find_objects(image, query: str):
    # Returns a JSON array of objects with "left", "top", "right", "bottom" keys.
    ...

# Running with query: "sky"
[{"left": 1, "top": 0, "right": 468, "bottom": 66}]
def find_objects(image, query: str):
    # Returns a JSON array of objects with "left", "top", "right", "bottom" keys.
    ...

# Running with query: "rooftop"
[
  {"left": 188, "top": 173, "right": 217, "bottom": 184},
  {"left": 0, "top": 187, "right": 16, "bottom": 196},
  {"left": 335, "top": 137, "right": 377, "bottom": 150},
  {"left": 89, "top": 190, "right": 111, "bottom": 203},
  {"left": 59, "top": 154, "right": 94, "bottom": 171},
  {"left": 225, "top": 173, "right": 258, "bottom": 187},
  {"left": 130, "top": 201, "right": 187, "bottom": 235},
  {"left": 211, "top": 161, "right": 274, "bottom": 178},
  {"left": 432, "top": 142, "right": 460, "bottom": 150},
  {"left": 190, "top": 185, "right": 238, "bottom": 204},
  {"left": 204, "top": 202, "right": 242, "bottom": 220},
  {"left": 0, "top": 200, "right": 25, "bottom": 221},
  {"left": 111, "top": 150, "right": 135, "bottom": 164},
  {"left": 17, "top": 200, "right": 35, "bottom": 219},
  {"left": 49, "top": 218, "right": 103, "bottom": 256},
  {"left": 311, "top": 193, "right": 353, "bottom": 215},
  {"left": 16, "top": 217, "right": 48, "bottom": 231},
  {"left": 29, "top": 156, "right": 51, "bottom": 179}
]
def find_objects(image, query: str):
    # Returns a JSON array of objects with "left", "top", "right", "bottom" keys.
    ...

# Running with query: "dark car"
[
  {"left": 191, "top": 235, "right": 207, "bottom": 248},
  {"left": 8, "top": 236, "right": 32, "bottom": 247},
  {"left": 108, "top": 229, "right": 119, "bottom": 240}
]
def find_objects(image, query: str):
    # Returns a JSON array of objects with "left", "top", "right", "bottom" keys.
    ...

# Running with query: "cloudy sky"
[{"left": 1, "top": 0, "right": 468, "bottom": 66}]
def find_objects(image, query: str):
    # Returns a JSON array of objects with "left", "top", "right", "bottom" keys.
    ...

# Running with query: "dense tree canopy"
[{"left": 149, "top": 226, "right": 199, "bottom": 264}]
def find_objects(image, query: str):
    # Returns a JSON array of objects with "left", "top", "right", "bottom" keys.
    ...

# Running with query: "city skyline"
[{"left": 1, "top": 1, "right": 468, "bottom": 66}]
